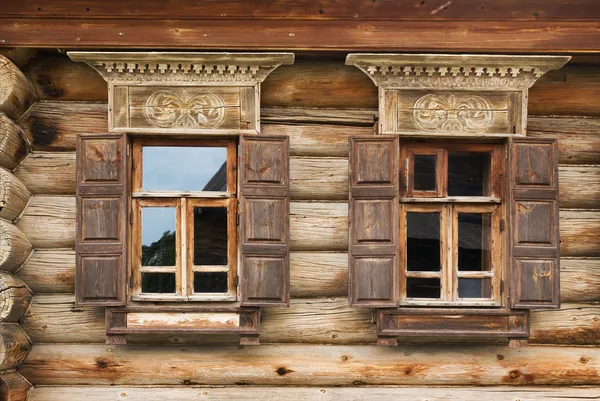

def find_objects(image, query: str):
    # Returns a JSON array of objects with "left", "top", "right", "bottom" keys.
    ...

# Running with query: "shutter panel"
[
  {"left": 240, "top": 135, "right": 290, "bottom": 307},
  {"left": 509, "top": 137, "right": 559, "bottom": 309},
  {"left": 349, "top": 136, "right": 399, "bottom": 307},
  {"left": 76, "top": 133, "right": 128, "bottom": 306}
]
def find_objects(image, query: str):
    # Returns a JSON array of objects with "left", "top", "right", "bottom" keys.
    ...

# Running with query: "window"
[
  {"left": 399, "top": 142, "right": 503, "bottom": 306},
  {"left": 131, "top": 138, "right": 238, "bottom": 301}
]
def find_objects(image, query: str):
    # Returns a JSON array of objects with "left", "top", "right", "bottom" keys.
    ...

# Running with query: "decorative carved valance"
[
  {"left": 68, "top": 52, "right": 294, "bottom": 134},
  {"left": 346, "top": 54, "right": 570, "bottom": 136}
]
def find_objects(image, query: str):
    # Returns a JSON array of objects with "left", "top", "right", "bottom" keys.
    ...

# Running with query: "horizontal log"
[
  {"left": 15, "top": 196, "right": 600, "bottom": 255},
  {"left": 15, "top": 248, "right": 599, "bottom": 303},
  {"left": 0, "top": 221, "right": 32, "bottom": 273},
  {"left": 0, "top": 113, "right": 29, "bottom": 170},
  {"left": 7, "top": 0, "right": 600, "bottom": 20},
  {"left": 0, "top": 371, "right": 30, "bottom": 401},
  {"left": 0, "top": 272, "right": 32, "bottom": 323},
  {"left": 13, "top": 151, "right": 600, "bottom": 207},
  {"left": 0, "top": 48, "right": 38, "bottom": 69},
  {"left": 0, "top": 56, "right": 36, "bottom": 121},
  {"left": 26, "top": 386, "right": 600, "bottom": 401},
  {"left": 0, "top": 168, "right": 31, "bottom": 222},
  {"left": 19, "top": 342, "right": 600, "bottom": 386},
  {"left": 0, "top": 323, "right": 31, "bottom": 371},
  {"left": 528, "top": 117, "right": 600, "bottom": 164},
  {"left": 20, "top": 294, "right": 600, "bottom": 346}
]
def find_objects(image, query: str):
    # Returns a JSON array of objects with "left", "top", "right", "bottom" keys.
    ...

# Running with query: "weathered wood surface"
[
  {"left": 0, "top": 168, "right": 31, "bottom": 222},
  {"left": 0, "top": 56, "right": 36, "bottom": 121},
  {"left": 14, "top": 249, "right": 600, "bottom": 303},
  {"left": 0, "top": 323, "right": 31, "bottom": 370},
  {"left": 26, "top": 386, "right": 600, "bottom": 401},
  {"left": 8, "top": 1, "right": 600, "bottom": 20},
  {"left": 13, "top": 151, "right": 600, "bottom": 207},
  {"left": 0, "top": 272, "right": 32, "bottom": 323},
  {"left": 19, "top": 343, "right": 600, "bottom": 385},
  {"left": 18, "top": 102, "right": 600, "bottom": 164},
  {"left": 15, "top": 196, "right": 600, "bottom": 256},
  {"left": 0, "top": 221, "right": 32, "bottom": 273},
  {"left": 0, "top": 113, "right": 29, "bottom": 170},
  {"left": 19, "top": 295, "right": 600, "bottom": 346},
  {"left": 0, "top": 371, "right": 30, "bottom": 401},
  {"left": 0, "top": 48, "right": 38, "bottom": 69}
]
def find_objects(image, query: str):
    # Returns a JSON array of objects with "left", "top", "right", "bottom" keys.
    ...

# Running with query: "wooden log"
[
  {"left": 17, "top": 102, "right": 107, "bottom": 151},
  {"left": 528, "top": 116, "right": 600, "bottom": 164},
  {"left": 20, "top": 294, "right": 600, "bottom": 346},
  {"left": 13, "top": 151, "right": 600, "bottom": 208},
  {"left": 0, "top": 57, "right": 36, "bottom": 121},
  {"left": 0, "top": 221, "right": 32, "bottom": 273},
  {"left": 25, "top": 386, "right": 600, "bottom": 401},
  {"left": 0, "top": 114, "right": 29, "bottom": 170},
  {"left": 0, "top": 323, "right": 31, "bottom": 371},
  {"left": 15, "top": 196, "right": 600, "bottom": 255},
  {"left": 0, "top": 371, "right": 30, "bottom": 401},
  {"left": 0, "top": 273, "right": 32, "bottom": 323},
  {"left": 15, "top": 248, "right": 598, "bottom": 303},
  {"left": 18, "top": 342, "right": 600, "bottom": 386},
  {"left": 0, "top": 168, "right": 31, "bottom": 223}
]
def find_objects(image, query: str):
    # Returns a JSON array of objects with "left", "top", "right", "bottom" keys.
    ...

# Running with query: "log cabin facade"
[{"left": 1, "top": 2, "right": 600, "bottom": 400}]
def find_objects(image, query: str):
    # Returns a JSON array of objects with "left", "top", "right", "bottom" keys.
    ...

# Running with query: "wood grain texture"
[
  {"left": 4, "top": 19, "right": 600, "bottom": 52},
  {"left": 0, "top": 113, "right": 29, "bottom": 171},
  {"left": 0, "top": 371, "right": 30, "bottom": 401},
  {"left": 7, "top": 1, "right": 600, "bottom": 20},
  {"left": 20, "top": 294, "right": 600, "bottom": 346},
  {"left": 13, "top": 152, "right": 600, "bottom": 208},
  {"left": 0, "top": 168, "right": 31, "bottom": 222},
  {"left": 26, "top": 386, "right": 600, "bottom": 401},
  {"left": 0, "top": 56, "right": 36, "bottom": 121},
  {"left": 14, "top": 250, "right": 599, "bottom": 303},
  {"left": 19, "top": 342, "right": 600, "bottom": 385},
  {"left": 0, "top": 221, "right": 32, "bottom": 273},
  {"left": 0, "top": 272, "right": 32, "bottom": 323},
  {"left": 0, "top": 323, "right": 31, "bottom": 370},
  {"left": 15, "top": 196, "right": 600, "bottom": 256}
]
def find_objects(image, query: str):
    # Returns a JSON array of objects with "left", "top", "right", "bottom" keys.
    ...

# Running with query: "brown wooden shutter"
[
  {"left": 349, "top": 136, "right": 399, "bottom": 307},
  {"left": 76, "top": 133, "right": 128, "bottom": 306},
  {"left": 240, "top": 135, "right": 290, "bottom": 307},
  {"left": 509, "top": 137, "right": 560, "bottom": 309}
]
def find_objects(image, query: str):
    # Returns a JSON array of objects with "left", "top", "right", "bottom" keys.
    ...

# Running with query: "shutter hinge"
[
  {"left": 129, "top": 211, "right": 133, "bottom": 225},
  {"left": 129, "top": 275, "right": 133, "bottom": 289},
  {"left": 236, "top": 212, "right": 240, "bottom": 226},
  {"left": 505, "top": 146, "right": 509, "bottom": 160},
  {"left": 500, "top": 279, "right": 505, "bottom": 294},
  {"left": 235, "top": 275, "right": 239, "bottom": 288},
  {"left": 500, "top": 219, "right": 505, "bottom": 232}
]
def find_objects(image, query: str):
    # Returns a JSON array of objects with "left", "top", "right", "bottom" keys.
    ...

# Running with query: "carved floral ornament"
[
  {"left": 412, "top": 93, "right": 494, "bottom": 133},
  {"left": 144, "top": 89, "right": 225, "bottom": 129}
]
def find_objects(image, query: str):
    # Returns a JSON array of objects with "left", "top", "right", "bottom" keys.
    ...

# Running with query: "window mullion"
[
  {"left": 445, "top": 204, "right": 455, "bottom": 303},
  {"left": 179, "top": 197, "right": 188, "bottom": 298}
]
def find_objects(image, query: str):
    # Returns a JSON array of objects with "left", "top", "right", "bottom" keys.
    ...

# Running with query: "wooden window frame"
[
  {"left": 130, "top": 137, "right": 238, "bottom": 302},
  {"left": 399, "top": 141, "right": 505, "bottom": 307}
]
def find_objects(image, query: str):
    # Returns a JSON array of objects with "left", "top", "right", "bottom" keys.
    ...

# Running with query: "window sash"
[{"left": 130, "top": 138, "right": 237, "bottom": 302}]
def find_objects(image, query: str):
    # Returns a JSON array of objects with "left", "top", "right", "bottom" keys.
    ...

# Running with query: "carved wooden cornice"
[
  {"left": 346, "top": 54, "right": 570, "bottom": 89},
  {"left": 68, "top": 52, "right": 295, "bottom": 84}
]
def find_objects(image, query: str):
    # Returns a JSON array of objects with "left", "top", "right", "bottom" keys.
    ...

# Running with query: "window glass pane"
[
  {"left": 141, "top": 272, "right": 176, "bottom": 293},
  {"left": 194, "top": 272, "right": 228, "bottom": 293},
  {"left": 458, "top": 278, "right": 492, "bottom": 299},
  {"left": 142, "top": 146, "right": 227, "bottom": 191},
  {"left": 458, "top": 213, "right": 492, "bottom": 272},
  {"left": 413, "top": 155, "right": 437, "bottom": 191},
  {"left": 194, "top": 207, "right": 228, "bottom": 266},
  {"left": 406, "top": 278, "right": 441, "bottom": 299},
  {"left": 448, "top": 152, "right": 491, "bottom": 196},
  {"left": 142, "top": 207, "right": 176, "bottom": 266},
  {"left": 406, "top": 212, "right": 441, "bottom": 272}
]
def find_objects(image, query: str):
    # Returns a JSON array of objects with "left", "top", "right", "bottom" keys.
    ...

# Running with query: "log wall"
[{"left": 7, "top": 51, "right": 600, "bottom": 393}]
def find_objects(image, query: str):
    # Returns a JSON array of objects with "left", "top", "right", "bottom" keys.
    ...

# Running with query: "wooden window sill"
[{"left": 399, "top": 196, "right": 501, "bottom": 203}]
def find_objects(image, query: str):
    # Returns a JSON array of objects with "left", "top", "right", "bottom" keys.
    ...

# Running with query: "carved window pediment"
[{"left": 346, "top": 53, "right": 570, "bottom": 137}]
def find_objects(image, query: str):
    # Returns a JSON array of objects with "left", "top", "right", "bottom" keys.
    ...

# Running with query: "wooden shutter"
[
  {"left": 240, "top": 135, "right": 290, "bottom": 307},
  {"left": 76, "top": 133, "right": 128, "bottom": 306},
  {"left": 509, "top": 137, "right": 560, "bottom": 309},
  {"left": 349, "top": 136, "right": 399, "bottom": 307}
]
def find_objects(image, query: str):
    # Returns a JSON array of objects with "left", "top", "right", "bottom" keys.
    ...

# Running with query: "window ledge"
[
  {"left": 399, "top": 197, "right": 501, "bottom": 203},
  {"left": 132, "top": 294, "right": 237, "bottom": 302}
]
